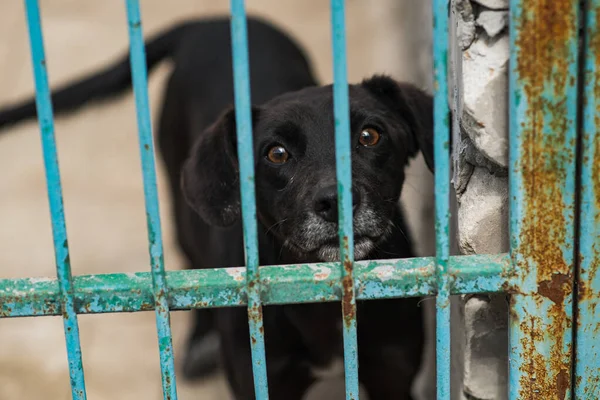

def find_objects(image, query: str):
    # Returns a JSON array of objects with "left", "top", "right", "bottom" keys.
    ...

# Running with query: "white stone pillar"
[{"left": 450, "top": 1, "right": 509, "bottom": 399}]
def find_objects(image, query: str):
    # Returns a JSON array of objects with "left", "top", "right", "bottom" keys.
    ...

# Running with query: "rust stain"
[
  {"left": 538, "top": 273, "right": 571, "bottom": 305},
  {"left": 515, "top": 310, "right": 572, "bottom": 399},
  {"left": 515, "top": 1, "right": 574, "bottom": 99},
  {"left": 46, "top": 301, "right": 58, "bottom": 315},
  {"left": 556, "top": 367, "right": 569, "bottom": 399},
  {"left": 247, "top": 295, "right": 264, "bottom": 326},
  {"left": 341, "top": 236, "right": 355, "bottom": 328},
  {"left": 0, "top": 306, "right": 13, "bottom": 317},
  {"left": 341, "top": 274, "right": 355, "bottom": 328},
  {"left": 247, "top": 293, "right": 263, "bottom": 346},
  {"left": 513, "top": 1, "right": 577, "bottom": 398}
]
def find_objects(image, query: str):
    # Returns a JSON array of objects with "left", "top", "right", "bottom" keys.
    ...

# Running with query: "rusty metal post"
[{"left": 508, "top": 1, "right": 580, "bottom": 399}]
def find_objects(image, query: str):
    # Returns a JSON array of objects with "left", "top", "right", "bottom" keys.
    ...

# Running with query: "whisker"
[
  {"left": 417, "top": 296, "right": 436, "bottom": 307},
  {"left": 264, "top": 218, "right": 289, "bottom": 236},
  {"left": 278, "top": 238, "right": 288, "bottom": 261},
  {"left": 387, "top": 219, "right": 410, "bottom": 243}
]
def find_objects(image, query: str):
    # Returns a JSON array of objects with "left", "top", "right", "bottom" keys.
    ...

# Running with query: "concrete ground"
[{"left": 0, "top": 1, "right": 435, "bottom": 399}]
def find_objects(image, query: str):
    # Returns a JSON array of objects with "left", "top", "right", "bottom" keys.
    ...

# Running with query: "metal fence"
[{"left": 0, "top": 0, "right": 598, "bottom": 399}]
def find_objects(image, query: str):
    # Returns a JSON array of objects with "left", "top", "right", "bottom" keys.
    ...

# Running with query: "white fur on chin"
[{"left": 316, "top": 238, "right": 376, "bottom": 262}]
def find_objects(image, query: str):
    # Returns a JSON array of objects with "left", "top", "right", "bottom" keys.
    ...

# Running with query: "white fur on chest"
[
  {"left": 310, "top": 355, "right": 345, "bottom": 380},
  {"left": 309, "top": 320, "right": 345, "bottom": 380}
]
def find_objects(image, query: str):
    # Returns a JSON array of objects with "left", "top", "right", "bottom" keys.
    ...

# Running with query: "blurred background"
[{"left": 0, "top": 1, "right": 435, "bottom": 398}]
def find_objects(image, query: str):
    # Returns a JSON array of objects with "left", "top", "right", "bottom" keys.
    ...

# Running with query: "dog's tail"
[{"left": 0, "top": 22, "right": 191, "bottom": 131}]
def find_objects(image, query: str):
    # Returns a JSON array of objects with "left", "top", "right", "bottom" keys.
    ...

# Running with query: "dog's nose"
[{"left": 314, "top": 185, "right": 361, "bottom": 222}]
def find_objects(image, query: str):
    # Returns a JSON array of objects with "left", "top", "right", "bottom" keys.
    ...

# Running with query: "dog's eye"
[
  {"left": 359, "top": 127, "right": 381, "bottom": 147},
  {"left": 266, "top": 145, "right": 290, "bottom": 164}
]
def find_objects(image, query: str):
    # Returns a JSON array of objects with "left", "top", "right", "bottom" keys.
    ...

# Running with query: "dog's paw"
[
  {"left": 302, "top": 377, "right": 370, "bottom": 400},
  {"left": 181, "top": 331, "right": 221, "bottom": 380}
]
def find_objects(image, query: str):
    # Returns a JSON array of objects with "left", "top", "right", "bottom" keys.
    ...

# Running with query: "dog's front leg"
[
  {"left": 217, "top": 307, "right": 315, "bottom": 400},
  {"left": 356, "top": 298, "right": 424, "bottom": 400},
  {"left": 181, "top": 308, "right": 220, "bottom": 379}
]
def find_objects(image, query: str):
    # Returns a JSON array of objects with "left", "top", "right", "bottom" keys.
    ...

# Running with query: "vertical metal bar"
[
  {"left": 576, "top": 0, "right": 600, "bottom": 397},
  {"left": 124, "top": 1, "right": 178, "bottom": 399},
  {"left": 432, "top": 0, "right": 451, "bottom": 399},
  {"left": 508, "top": 1, "right": 579, "bottom": 399},
  {"left": 22, "top": 1, "right": 87, "bottom": 398},
  {"left": 229, "top": 1, "right": 269, "bottom": 398},
  {"left": 330, "top": 1, "right": 359, "bottom": 398}
]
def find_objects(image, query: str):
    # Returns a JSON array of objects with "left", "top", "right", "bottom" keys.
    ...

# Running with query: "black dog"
[{"left": 0, "top": 17, "right": 434, "bottom": 399}]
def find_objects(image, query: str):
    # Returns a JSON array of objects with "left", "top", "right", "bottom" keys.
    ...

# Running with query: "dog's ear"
[
  {"left": 361, "top": 75, "right": 438, "bottom": 172},
  {"left": 181, "top": 106, "right": 261, "bottom": 227}
]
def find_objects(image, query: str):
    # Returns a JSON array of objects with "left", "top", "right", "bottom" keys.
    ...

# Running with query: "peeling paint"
[
  {"left": 0, "top": 255, "right": 512, "bottom": 317},
  {"left": 371, "top": 265, "right": 395, "bottom": 282},
  {"left": 226, "top": 267, "right": 246, "bottom": 282},
  {"left": 309, "top": 265, "right": 332, "bottom": 281},
  {"left": 27, "top": 277, "right": 55, "bottom": 284}
]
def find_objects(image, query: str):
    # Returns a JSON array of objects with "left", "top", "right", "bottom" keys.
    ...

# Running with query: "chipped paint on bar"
[
  {"left": 23, "top": 0, "right": 87, "bottom": 398},
  {"left": 0, "top": 254, "right": 510, "bottom": 317},
  {"left": 576, "top": 0, "right": 600, "bottom": 397},
  {"left": 508, "top": 1, "right": 579, "bottom": 399},
  {"left": 124, "top": 1, "right": 178, "bottom": 398},
  {"left": 449, "top": 253, "right": 510, "bottom": 294},
  {"left": 229, "top": 1, "right": 269, "bottom": 397}
]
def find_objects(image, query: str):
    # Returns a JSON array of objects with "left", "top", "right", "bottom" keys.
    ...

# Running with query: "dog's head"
[{"left": 182, "top": 75, "right": 434, "bottom": 262}]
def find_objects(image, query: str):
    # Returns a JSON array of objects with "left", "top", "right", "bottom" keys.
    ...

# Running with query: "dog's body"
[{"left": 0, "top": 17, "right": 432, "bottom": 399}]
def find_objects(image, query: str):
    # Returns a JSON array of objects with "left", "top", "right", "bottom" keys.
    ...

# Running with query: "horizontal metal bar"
[{"left": 0, "top": 254, "right": 510, "bottom": 318}]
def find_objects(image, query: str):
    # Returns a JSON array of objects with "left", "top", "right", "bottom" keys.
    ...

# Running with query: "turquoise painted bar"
[
  {"left": 432, "top": 0, "right": 451, "bottom": 398},
  {"left": 23, "top": 0, "right": 87, "bottom": 398},
  {"left": 576, "top": 0, "right": 600, "bottom": 397},
  {"left": 229, "top": 1, "right": 270, "bottom": 398},
  {"left": 330, "top": 0, "right": 360, "bottom": 398},
  {"left": 1, "top": 254, "right": 510, "bottom": 317},
  {"left": 124, "top": 1, "right": 179, "bottom": 398}
]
